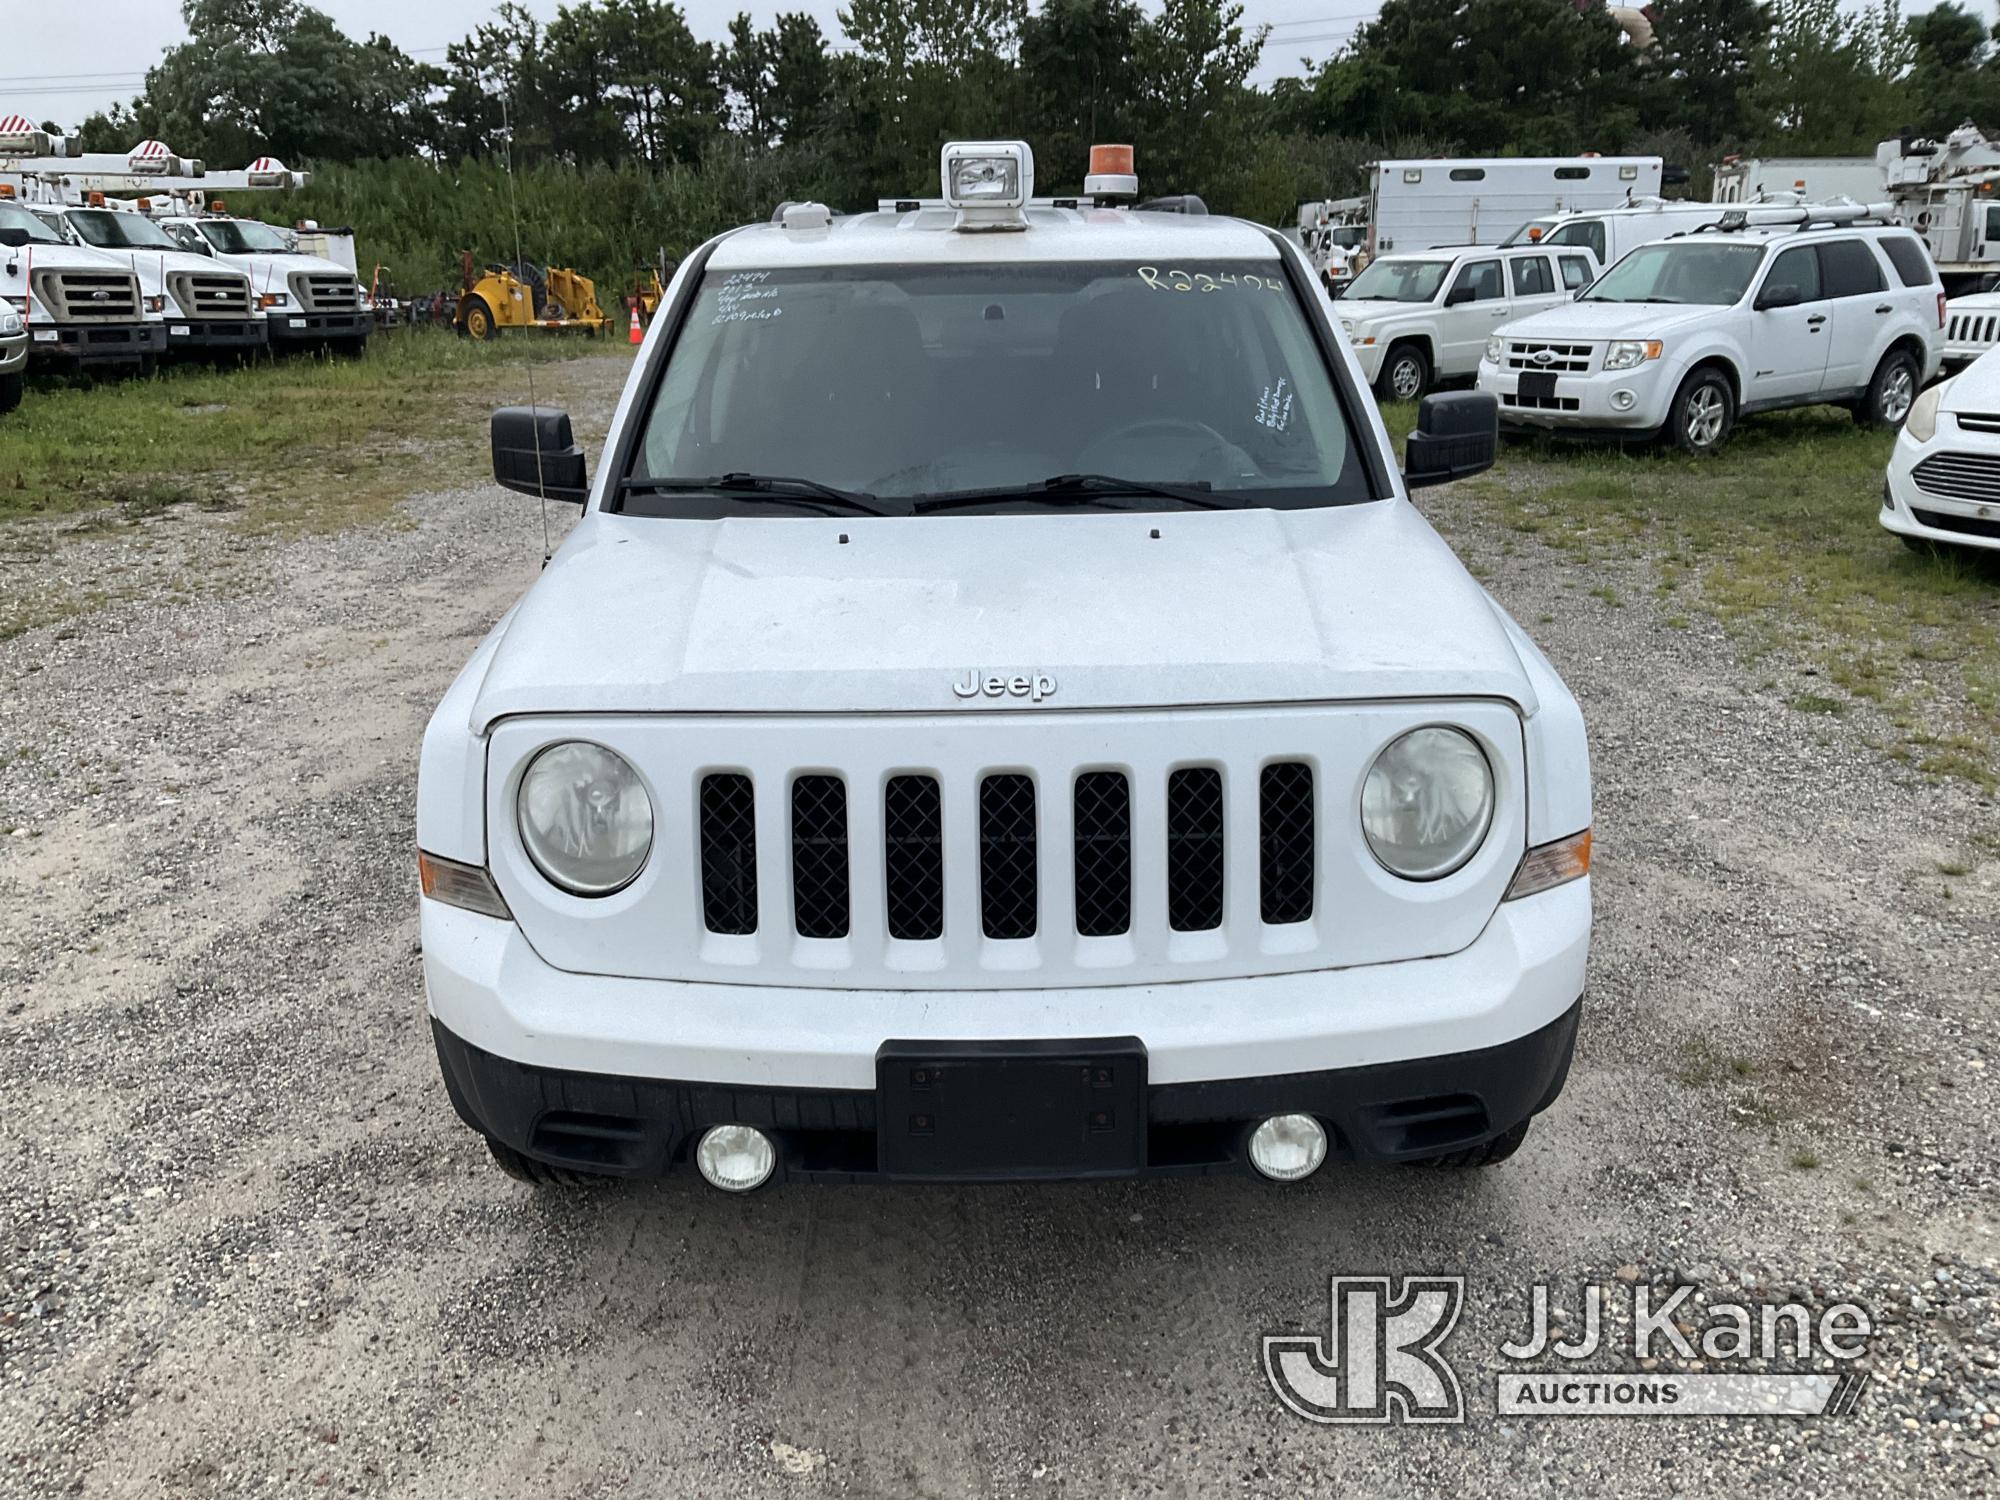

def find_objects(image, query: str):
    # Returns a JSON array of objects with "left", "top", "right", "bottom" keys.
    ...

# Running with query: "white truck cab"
[
  {"left": 1501, "top": 199, "right": 1730, "bottom": 269},
  {"left": 28, "top": 202, "right": 265, "bottom": 358},
  {"left": 417, "top": 143, "right": 1593, "bottom": 1192},
  {"left": 1338, "top": 243, "right": 1601, "bottom": 400},
  {"left": 0, "top": 197, "right": 166, "bottom": 372},
  {"left": 1479, "top": 206, "right": 1945, "bottom": 453},
  {"left": 155, "top": 213, "right": 368, "bottom": 353}
]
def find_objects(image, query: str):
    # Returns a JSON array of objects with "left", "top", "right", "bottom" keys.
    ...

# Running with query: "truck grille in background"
[
  {"left": 289, "top": 272, "right": 362, "bottom": 314},
  {"left": 698, "top": 774, "right": 758, "bottom": 935},
  {"left": 31, "top": 269, "right": 141, "bottom": 322},
  {"left": 1912, "top": 451, "right": 2000, "bottom": 502},
  {"left": 168, "top": 270, "right": 252, "bottom": 318},
  {"left": 1504, "top": 340, "right": 1593, "bottom": 373},
  {"left": 1948, "top": 312, "right": 2000, "bottom": 348},
  {"left": 692, "top": 766, "right": 1323, "bottom": 945},
  {"left": 1072, "top": 772, "right": 1131, "bottom": 937},
  {"left": 884, "top": 775, "right": 944, "bottom": 940},
  {"left": 979, "top": 775, "right": 1039, "bottom": 939},
  {"left": 1166, "top": 768, "right": 1226, "bottom": 932},
  {"left": 791, "top": 775, "right": 850, "bottom": 939},
  {"left": 1259, "top": 763, "right": 1316, "bottom": 925}
]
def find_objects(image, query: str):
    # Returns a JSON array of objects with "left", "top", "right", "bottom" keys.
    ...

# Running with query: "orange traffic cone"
[{"left": 628, "top": 302, "right": 644, "bottom": 345}]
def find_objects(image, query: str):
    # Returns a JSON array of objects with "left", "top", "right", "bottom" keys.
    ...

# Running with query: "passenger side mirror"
[
  {"left": 491, "top": 406, "right": 589, "bottom": 504},
  {"left": 1756, "top": 283, "right": 1802, "bottom": 311},
  {"left": 1403, "top": 391, "right": 1498, "bottom": 490},
  {"left": 1444, "top": 285, "right": 1476, "bottom": 307},
  {"left": 0, "top": 228, "right": 28, "bottom": 248}
]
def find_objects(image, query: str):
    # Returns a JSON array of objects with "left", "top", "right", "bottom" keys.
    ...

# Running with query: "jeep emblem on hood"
[{"left": 953, "top": 671, "right": 1057, "bottom": 703}]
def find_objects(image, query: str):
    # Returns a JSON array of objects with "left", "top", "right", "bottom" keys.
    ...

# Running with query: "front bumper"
[
  {"left": 1348, "top": 339, "right": 1388, "bottom": 381},
  {"left": 422, "top": 877, "right": 1590, "bottom": 1181},
  {"left": 1479, "top": 360, "right": 1673, "bottom": 434},
  {"left": 166, "top": 317, "right": 268, "bottom": 353},
  {"left": 1883, "top": 426, "right": 2000, "bottom": 551},
  {"left": 268, "top": 310, "right": 371, "bottom": 343},
  {"left": 25, "top": 320, "right": 166, "bottom": 369},
  {"left": 0, "top": 334, "right": 24, "bottom": 377}
]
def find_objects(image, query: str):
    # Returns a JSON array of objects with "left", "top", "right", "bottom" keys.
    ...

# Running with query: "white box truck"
[
  {"left": 1366, "top": 156, "right": 1664, "bottom": 253},
  {"left": 1712, "top": 156, "right": 1883, "bottom": 205}
]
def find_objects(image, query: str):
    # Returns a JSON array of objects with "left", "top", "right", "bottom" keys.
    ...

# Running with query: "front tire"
[
  {"left": 1858, "top": 350, "right": 1920, "bottom": 428},
  {"left": 1667, "top": 368, "right": 1734, "bottom": 455},
  {"left": 0, "top": 371, "right": 21, "bottom": 415},
  {"left": 461, "top": 297, "right": 496, "bottom": 342},
  {"left": 1375, "top": 342, "right": 1430, "bottom": 403}
]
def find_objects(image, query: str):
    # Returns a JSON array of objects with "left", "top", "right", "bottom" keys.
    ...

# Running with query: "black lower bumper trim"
[
  {"left": 168, "top": 319, "right": 268, "bottom": 352},
  {"left": 268, "top": 311, "right": 371, "bottom": 342},
  {"left": 432, "top": 998, "right": 1582, "bottom": 1184},
  {"left": 28, "top": 321, "right": 166, "bottom": 368}
]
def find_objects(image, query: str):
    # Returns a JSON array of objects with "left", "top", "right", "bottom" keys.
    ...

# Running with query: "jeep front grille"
[
  {"left": 791, "top": 774, "right": 851, "bottom": 939},
  {"left": 1258, "top": 762, "right": 1316, "bottom": 925},
  {"left": 168, "top": 269, "right": 252, "bottom": 318},
  {"left": 1947, "top": 311, "right": 2000, "bottom": 350},
  {"left": 1072, "top": 771, "right": 1131, "bottom": 938},
  {"left": 1166, "top": 767, "right": 1225, "bottom": 932},
  {"left": 1504, "top": 340, "right": 1593, "bottom": 373},
  {"left": 1912, "top": 451, "right": 2000, "bottom": 502},
  {"left": 31, "top": 268, "right": 141, "bottom": 322},
  {"left": 883, "top": 774, "right": 944, "bottom": 940},
  {"left": 289, "top": 271, "right": 362, "bottom": 314},
  {"left": 698, "top": 773, "right": 757, "bottom": 936},
  {"left": 979, "top": 774, "right": 1039, "bottom": 939}
]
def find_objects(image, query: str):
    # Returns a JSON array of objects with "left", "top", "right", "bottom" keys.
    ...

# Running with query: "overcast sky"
[{"left": 4, "top": 0, "right": 1379, "bottom": 133}]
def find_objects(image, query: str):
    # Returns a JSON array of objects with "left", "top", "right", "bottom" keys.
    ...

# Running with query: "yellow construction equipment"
[{"left": 455, "top": 252, "right": 612, "bottom": 339}]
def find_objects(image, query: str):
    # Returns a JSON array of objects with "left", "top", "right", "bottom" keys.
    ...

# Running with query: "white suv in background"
[
  {"left": 1479, "top": 209, "right": 1944, "bottom": 453},
  {"left": 1338, "top": 243, "right": 1601, "bottom": 401}
]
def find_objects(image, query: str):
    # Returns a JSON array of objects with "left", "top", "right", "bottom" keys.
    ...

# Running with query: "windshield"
[
  {"left": 624, "top": 260, "right": 1372, "bottom": 512},
  {"left": 1585, "top": 241, "right": 1765, "bottom": 305},
  {"left": 1343, "top": 258, "right": 1449, "bottom": 303},
  {"left": 196, "top": 219, "right": 292, "bottom": 255},
  {"left": 67, "top": 208, "right": 179, "bottom": 251},
  {"left": 0, "top": 202, "right": 63, "bottom": 246}
]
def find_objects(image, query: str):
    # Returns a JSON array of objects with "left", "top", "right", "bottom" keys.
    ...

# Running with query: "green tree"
[
  {"left": 1017, "top": 0, "right": 1143, "bottom": 186},
  {"left": 1751, "top": 0, "right": 1909, "bottom": 151},
  {"left": 1132, "top": 0, "right": 1265, "bottom": 195},
  {"left": 1648, "top": 0, "right": 1773, "bottom": 149},
  {"left": 1904, "top": 3, "right": 2000, "bottom": 134}
]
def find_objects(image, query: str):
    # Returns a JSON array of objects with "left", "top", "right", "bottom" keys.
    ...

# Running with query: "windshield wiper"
[
  {"left": 620, "top": 472, "right": 891, "bottom": 516},
  {"left": 912, "top": 473, "right": 1230, "bottom": 514}
]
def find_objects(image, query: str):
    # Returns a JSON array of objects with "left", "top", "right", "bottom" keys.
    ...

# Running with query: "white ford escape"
[{"left": 417, "top": 143, "right": 1594, "bottom": 1192}]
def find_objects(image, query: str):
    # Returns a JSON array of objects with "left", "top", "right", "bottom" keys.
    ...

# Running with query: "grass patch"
[
  {"left": 2, "top": 332, "right": 623, "bottom": 532},
  {"left": 1444, "top": 406, "right": 2000, "bottom": 787}
]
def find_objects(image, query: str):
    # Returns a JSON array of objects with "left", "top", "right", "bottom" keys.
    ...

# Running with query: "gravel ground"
[{"left": 3, "top": 352, "right": 1998, "bottom": 1497}]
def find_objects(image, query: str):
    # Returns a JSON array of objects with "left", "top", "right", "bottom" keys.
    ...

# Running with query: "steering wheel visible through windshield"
[{"left": 622, "top": 259, "right": 1372, "bottom": 514}]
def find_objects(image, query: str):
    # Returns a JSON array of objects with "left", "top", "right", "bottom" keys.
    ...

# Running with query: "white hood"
[
  {"left": 1496, "top": 299, "right": 1725, "bottom": 341},
  {"left": 1940, "top": 345, "right": 2000, "bottom": 409},
  {"left": 462, "top": 501, "right": 1541, "bottom": 731},
  {"left": 225, "top": 251, "right": 355, "bottom": 302}
]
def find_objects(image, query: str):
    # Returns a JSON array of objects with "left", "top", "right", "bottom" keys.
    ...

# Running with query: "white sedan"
[{"left": 1884, "top": 344, "right": 2000, "bottom": 553}]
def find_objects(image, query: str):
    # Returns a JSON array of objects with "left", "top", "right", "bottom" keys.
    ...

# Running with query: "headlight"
[
  {"left": 1485, "top": 334, "right": 1504, "bottom": 364},
  {"left": 1906, "top": 379, "right": 1949, "bottom": 443},
  {"left": 1361, "top": 727, "right": 1495, "bottom": 880},
  {"left": 1340, "top": 317, "right": 1355, "bottom": 334},
  {"left": 516, "top": 741, "right": 653, "bottom": 895},
  {"left": 0, "top": 309, "right": 20, "bottom": 335},
  {"left": 1603, "top": 339, "right": 1663, "bottom": 372}
]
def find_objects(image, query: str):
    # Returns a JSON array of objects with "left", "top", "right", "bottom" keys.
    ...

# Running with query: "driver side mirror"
[
  {"left": 1755, "top": 283, "right": 1802, "bottom": 311},
  {"left": 491, "top": 406, "right": 589, "bottom": 504},
  {"left": 1404, "top": 391, "right": 1498, "bottom": 490},
  {"left": 1444, "top": 285, "right": 1476, "bottom": 307},
  {"left": 0, "top": 228, "right": 28, "bottom": 249}
]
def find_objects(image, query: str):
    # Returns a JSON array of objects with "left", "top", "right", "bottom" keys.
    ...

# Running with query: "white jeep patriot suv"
[
  {"left": 1479, "top": 207, "right": 1944, "bottom": 453},
  {"left": 1339, "top": 243, "right": 1601, "bottom": 401},
  {"left": 417, "top": 143, "right": 1594, "bottom": 1191}
]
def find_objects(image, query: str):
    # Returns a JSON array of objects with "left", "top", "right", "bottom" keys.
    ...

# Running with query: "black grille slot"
[
  {"left": 883, "top": 774, "right": 944, "bottom": 940},
  {"left": 1259, "top": 762, "right": 1315, "bottom": 925},
  {"left": 979, "top": 774, "right": 1038, "bottom": 939},
  {"left": 698, "top": 773, "right": 757, "bottom": 935},
  {"left": 1166, "top": 767, "right": 1225, "bottom": 931},
  {"left": 1072, "top": 772, "right": 1131, "bottom": 937},
  {"left": 791, "top": 775, "right": 850, "bottom": 939}
]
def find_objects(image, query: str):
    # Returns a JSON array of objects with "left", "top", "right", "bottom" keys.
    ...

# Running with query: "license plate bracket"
[
  {"left": 1518, "top": 370, "right": 1559, "bottom": 401},
  {"left": 876, "top": 1038, "right": 1146, "bottom": 1180}
]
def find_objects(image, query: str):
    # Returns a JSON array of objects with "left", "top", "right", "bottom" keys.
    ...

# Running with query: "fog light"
[
  {"left": 1248, "top": 1114, "right": 1328, "bottom": 1182},
  {"left": 695, "top": 1125, "right": 776, "bottom": 1192},
  {"left": 1611, "top": 390, "right": 1637, "bottom": 412}
]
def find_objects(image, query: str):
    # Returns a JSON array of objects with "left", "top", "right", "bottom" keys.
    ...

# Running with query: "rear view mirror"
[
  {"left": 1404, "top": 391, "right": 1498, "bottom": 489},
  {"left": 491, "top": 406, "right": 589, "bottom": 504}
]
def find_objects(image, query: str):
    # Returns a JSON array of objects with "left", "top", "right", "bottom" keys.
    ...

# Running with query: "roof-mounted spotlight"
[{"left": 942, "top": 141, "right": 1032, "bottom": 232}]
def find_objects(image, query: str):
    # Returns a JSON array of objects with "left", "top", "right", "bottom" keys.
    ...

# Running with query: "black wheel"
[
  {"left": 1376, "top": 342, "right": 1430, "bottom": 403},
  {"left": 485, "top": 1138, "right": 612, "bottom": 1188},
  {"left": 1857, "top": 350, "right": 1920, "bottom": 428},
  {"left": 1667, "top": 368, "right": 1734, "bottom": 455},
  {"left": 1413, "top": 1119, "right": 1531, "bottom": 1168},
  {"left": 137, "top": 354, "right": 158, "bottom": 379},
  {"left": 0, "top": 371, "right": 21, "bottom": 415}
]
